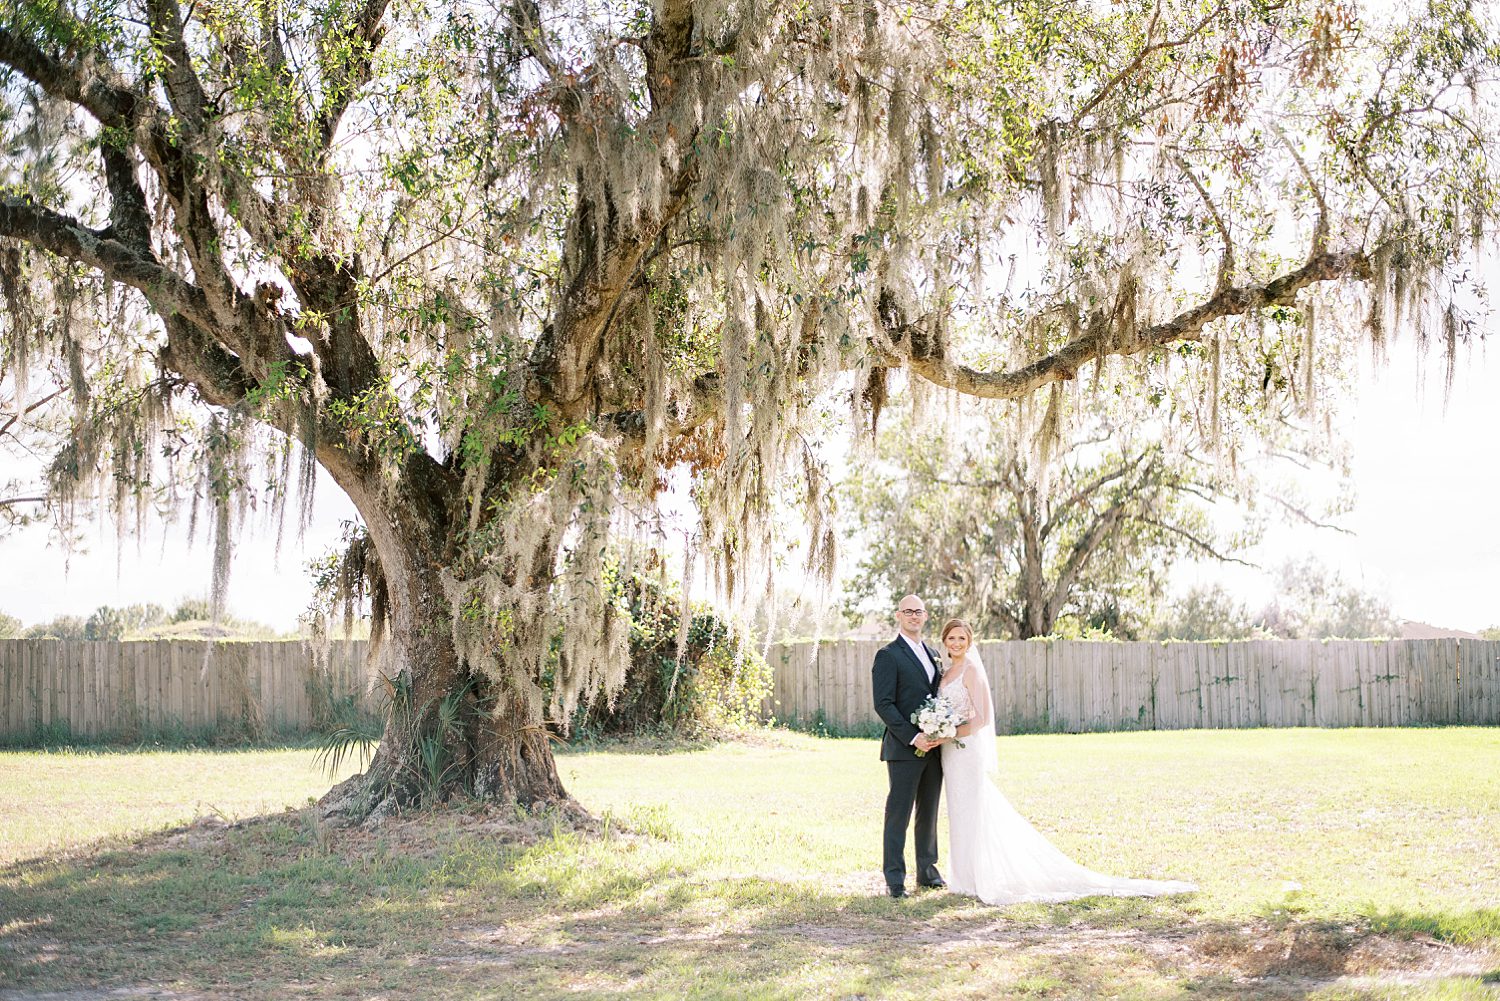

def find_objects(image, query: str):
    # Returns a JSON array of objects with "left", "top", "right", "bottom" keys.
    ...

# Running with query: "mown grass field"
[{"left": 1, "top": 727, "right": 1497, "bottom": 1000}]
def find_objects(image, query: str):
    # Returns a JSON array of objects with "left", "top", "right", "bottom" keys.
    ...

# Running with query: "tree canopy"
[{"left": 1, "top": 0, "right": 1496, "bottom": 815}]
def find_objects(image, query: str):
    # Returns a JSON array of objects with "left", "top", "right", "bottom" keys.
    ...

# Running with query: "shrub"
[{"left": 569, "top": 565, "right": 772, "bottom": 739}]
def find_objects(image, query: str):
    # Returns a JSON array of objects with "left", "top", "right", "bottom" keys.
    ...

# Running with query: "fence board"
[
  {"left": 205, "top": 645, "right": 222, "bottom": 729},
  {"left": 50, "top": 642, "right": 65, "bottom": 734},
  {"left": 1485, "top": 641, "right": 1500, "bottom": 723},
  {"left": 1379, "top": 642, "right": 1403, "bottom": 726},
  {"left": 58, "top": 641, "right": 74, "bottom": 734},
  {"left": 1195, "top": 643, "right": 1217, "bottom": 728},
  {"left": 84, "top": 641, "right": 99, "bottom": 736},
  {"left": 1255, "top": 641, "right": 1280, "bottom": 727},
  {"left": 1047, "top": 641, "right": 1073, "bottom": 732},
  {"left": 3, "top": 643, "right": 15, "bottom": 735},
  {"left": 9, "top": 642, "right": 22, "bottom": 735},
  {"left": 1369, "top": 642, "right": 1394, "bottom": 727},
  {"left": 97, "top": 642, "right": 113, "bottom": 737},
  {"left": 850, "top": 640, "right": 867, "bottom": 726},
  {"left": 3, "top": 643, "right": 16, "bottom": 735},
  {"left": 1479, "top": 640, "right": 1495, "bottom": 723}
]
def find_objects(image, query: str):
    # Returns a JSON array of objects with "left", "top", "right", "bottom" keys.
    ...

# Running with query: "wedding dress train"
[{"left": 940, "top": 651, "right": 1197, "bottom": 905}]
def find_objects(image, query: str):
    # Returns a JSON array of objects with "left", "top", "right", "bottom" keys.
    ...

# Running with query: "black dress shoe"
[
  {"left": 919, "top": 877, "right": 947, "bottom": 890},
  {"left": 887, "top": 885, "right": 907, "bottom": 898}
]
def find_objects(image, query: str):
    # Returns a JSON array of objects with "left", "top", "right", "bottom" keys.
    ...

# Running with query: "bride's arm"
[{"left": 955, "top": 666, "right": 992, "bottom": 736}]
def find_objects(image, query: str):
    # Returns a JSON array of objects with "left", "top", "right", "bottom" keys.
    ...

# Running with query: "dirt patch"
[{"left": 1185, "top": 920, "right": 1488, "bottom": 982}]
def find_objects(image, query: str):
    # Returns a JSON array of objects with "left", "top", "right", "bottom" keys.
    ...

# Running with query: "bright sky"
[
  {"left": 1, "top": 334, "right": 1496, "bottom": 633},
  {"left": 1201, "top": 334, "right": 1500, "bottom": 632}
]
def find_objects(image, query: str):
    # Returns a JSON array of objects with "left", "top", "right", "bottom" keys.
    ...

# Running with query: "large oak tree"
[{"left": 1, "top": 0, "right": 1495, "bottom": 819}]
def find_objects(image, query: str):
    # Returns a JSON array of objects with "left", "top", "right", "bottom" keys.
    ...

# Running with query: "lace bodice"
[{"left": 940, "top": 667, "right": 977, "bottom": 721}]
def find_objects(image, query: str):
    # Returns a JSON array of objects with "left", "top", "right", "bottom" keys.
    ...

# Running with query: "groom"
[{"left": 871, "top": 593, "right": 946, "bottom": 898}]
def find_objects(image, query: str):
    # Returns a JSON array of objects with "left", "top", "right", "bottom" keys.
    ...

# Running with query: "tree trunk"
[{"left": 316, "top": 459, "right": 573, "bottom": 824}]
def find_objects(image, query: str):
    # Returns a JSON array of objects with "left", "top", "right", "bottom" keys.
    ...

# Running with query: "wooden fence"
[
  {"left": 763, "top": 638, "right": 1500, "bottom": 733},
  {"left": 6, "top": 637, "right": 1499, "bottom": 743},
  {"left": 0, "top": 639, "right": 375, "bottom": 742}
]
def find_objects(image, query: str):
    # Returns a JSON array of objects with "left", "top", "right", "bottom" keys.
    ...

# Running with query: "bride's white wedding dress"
[{"left": 939, "top": 649, "right": 1197, "bottom": 905}]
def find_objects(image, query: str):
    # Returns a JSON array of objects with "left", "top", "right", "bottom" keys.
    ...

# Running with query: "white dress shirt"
[{"left": 901, "top": 634, "right": 936, "bottom": 683}]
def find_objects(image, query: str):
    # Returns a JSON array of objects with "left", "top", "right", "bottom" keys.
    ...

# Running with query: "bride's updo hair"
[{"left": 940, "top": 618, "right": 973, "bottom": 643}]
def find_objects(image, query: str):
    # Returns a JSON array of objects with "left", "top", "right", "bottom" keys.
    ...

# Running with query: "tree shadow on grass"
[
  {"left": 0, "top": 804, "right": 698, "bottom": 993},
  {"left": 2, "top": 817, "right": 1497, "bottom": 1001}
]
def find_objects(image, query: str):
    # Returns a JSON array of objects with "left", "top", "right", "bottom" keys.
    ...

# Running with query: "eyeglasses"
[{"left": 897, "top": 608, "right": 927, "bottom": 616}]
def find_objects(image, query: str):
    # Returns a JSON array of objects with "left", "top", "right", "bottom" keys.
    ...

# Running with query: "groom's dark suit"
[{"left": 872, "top": 634, "right": 944, "bottom": 893}]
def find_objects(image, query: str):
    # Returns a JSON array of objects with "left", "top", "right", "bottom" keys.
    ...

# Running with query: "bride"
[{"left": 933, "top": 617, "right": 1197, "bottom": 905}]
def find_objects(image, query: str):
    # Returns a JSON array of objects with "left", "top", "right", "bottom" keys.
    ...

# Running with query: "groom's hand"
[{"left": 913, "top": 735, "right": 937, "bottom": 753}]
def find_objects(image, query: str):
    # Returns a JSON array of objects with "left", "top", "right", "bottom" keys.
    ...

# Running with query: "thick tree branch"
[
  {"left": 895, "top": 248, "right": 1371, "bottom": 399},
  {"left": 643, "top": 0, "right": 695, "bottom": 109},
  {"left": 285, "top": 258, "right": 381, "bottom": 399},
  {"left": 159, "top": 315, "right": 256, "bottom": 410},
  {"left": 0, "top": 27, "right": 141, "bottom": 128},
  {"left": 525, "top": 0, "right": 707, "bottom": 423},
  {"left": 530, "top": 156, "right": 698, "bottom": 421},
  {"left": 1, "top": 19, "right": 257, "bottom": 335},
  {"left": 1, "top": 198, "right": 301, "bottom": 406},
  {"left": 99, "top": 145, "right": 154, "bottom": 252},
  {"left": 0, "top": 197, "right": 214, "bottom": 328},
  {"left": 600, "top": 372, "right": 721, "bottom": 450}
]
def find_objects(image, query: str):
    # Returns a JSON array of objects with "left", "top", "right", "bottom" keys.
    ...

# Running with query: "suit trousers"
[{"left": 883, "top": 752, "right": 943, "bottom": 889}]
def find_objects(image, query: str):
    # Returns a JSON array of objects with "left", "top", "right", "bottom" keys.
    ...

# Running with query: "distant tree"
[
  {"left": 843, "top": 409, "right": 1251, "bottom": 639},
  {"left": 83, "top": 605, "right": 127, "bottom": 641},
  {"left": 171, "top": 598, "right": 214, "bottom": 624},
  {"left": 1257, "top": 558, "right": 1398, "bottom": 639},
  {"left": 117, "top": 603, "right": 167, "bottom": 634},
  {"left": 1482, "top": 625, "right": 1500, "bottom": 641},
  {"left": 24, "top": 614, "right": 87, "bottom": 640},
  {"left": 0, "top": 611, "right": 20, "bottom": 638},
  {"left": 1153, "top": 583, "right": 1259, "bottom": 641}
]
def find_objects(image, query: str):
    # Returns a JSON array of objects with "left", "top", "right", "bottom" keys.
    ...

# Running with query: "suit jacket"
[{"left": 872, "top": 635, "right": 943, "bottom": 761}]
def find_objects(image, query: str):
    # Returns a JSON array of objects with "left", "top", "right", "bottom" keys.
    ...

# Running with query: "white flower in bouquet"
[{"left": 910, "top": 694, "right": 965, "bottom": 756}]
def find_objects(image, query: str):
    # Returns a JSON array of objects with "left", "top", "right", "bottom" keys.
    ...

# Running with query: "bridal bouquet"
[{"left": 910, "top": 694, "right": 965, "bottom": 756}]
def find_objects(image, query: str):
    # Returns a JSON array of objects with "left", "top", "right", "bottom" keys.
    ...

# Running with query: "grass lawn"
[{"left": 1, "top": 727, "right": 1497, "bottom": 1000}]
